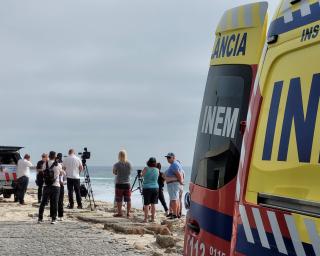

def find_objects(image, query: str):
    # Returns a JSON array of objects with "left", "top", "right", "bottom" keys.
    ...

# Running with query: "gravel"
[{"left": 0, "top": 221, "right": 146, "bottom": 256}]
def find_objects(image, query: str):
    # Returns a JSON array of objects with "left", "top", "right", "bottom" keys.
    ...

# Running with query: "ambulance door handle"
[
  {"left": 187, "top": 222, "right": 200, "bottom": 234},
  {"left": 240, "top": 121, "right": 246, "bottom": 135}
]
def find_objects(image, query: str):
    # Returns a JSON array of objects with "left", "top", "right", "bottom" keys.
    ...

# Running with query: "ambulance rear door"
[{"left": 238, "top": 0, "right": 320, "bottom": 255}]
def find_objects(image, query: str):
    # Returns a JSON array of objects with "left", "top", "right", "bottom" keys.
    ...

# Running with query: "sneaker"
[
  {"left": 77, "top": 205, "right": 83, "bottom": 209},
  {"left": 58, "top": 217, "right": 64, "bottom": 221},
  {"left": 169, "top": 215, "right": 178, "bottom": 220},
  {"left": 37, "top": 219, "right": 43, "bottom": 224},
  {"left": 51, "top": 220, "right": 57, "bottom": 224},
  {"left": 166, "top": 213, "right": 173, "bottom": 218},
  {"left": 67, "top": 205, "right": 74, "bottom": 209}
]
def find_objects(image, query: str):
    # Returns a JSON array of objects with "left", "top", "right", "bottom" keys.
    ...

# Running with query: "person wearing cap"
[
  {"left": 36, "top": 153, "right": 48, "bottom": 203},
  {"left": 141, "top": 157, "right": 159, "bottom": 222},
  {"left": 164, "top": 152, "right": 184, "bottom": 219}
]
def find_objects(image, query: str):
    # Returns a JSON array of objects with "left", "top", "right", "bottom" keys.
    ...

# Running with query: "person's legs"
[
  {"left": 158, "top": 189, "right": 168, "bottom": 213},
  {"left": 58, "top": 185, "right": 64, "bottom": 218},
  {"left": 144, "top": 204, "right": 149, "bottom": 222},
  {"left": 18, "top": 176, "right": 29, "bottom": 204},
  {"left": 178, "top": 188, "right": 183, "bottom": 217},
  {"left": 38, "top": 184, "right": 43, "bottom": 203},
  {"left": 73, "top": 179, "right": 82, "bottom": 208},
  {"left": 123, "top": 187, "right": 131, "bottom": 217},
  {"left": 114, "top": 187, "right": 123, "bottom": 216},
  {"left": 151, "top": 204, "right": 156, "bottom": 222},
  {"left": 171, "top": 200, "right": 178, "bottom": 217},
  {"left": 38, "top": 186, "right": 50, "bottom": 221},
  {"left": 50, "top": 186, "right": 60, "bottom": 222},
  {"left": 67, "top": 178, "right": 74, "bottom": 208}
]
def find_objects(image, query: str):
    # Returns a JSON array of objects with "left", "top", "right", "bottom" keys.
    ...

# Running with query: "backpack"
[
  {"left": 80, "top": 184, "right": 88, "bottom": 198},
  {"left": 43, "top": 161, "right": 57, "bottom": 186}
]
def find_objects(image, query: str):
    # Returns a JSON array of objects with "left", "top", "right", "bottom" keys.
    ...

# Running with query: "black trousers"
[
  {"left": 37, "top": 184, "right": 43, "bottom": 203},
  {"left": 58, "top": 185, "right": 64, "bottom": 217},
  {"left": 38, "top": 186, "right": 60, "bottom": 221},
  {"left": 16, "top": 176, "right": 29, "bottom": 204},
  {"left": 158, "top": 188, "right": 168, "bottom": 212},
  {"left": 67, "top": 178, "right": 82, "bottom": 207}
]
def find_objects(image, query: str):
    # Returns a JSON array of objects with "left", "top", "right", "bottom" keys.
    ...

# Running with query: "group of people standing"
[
  {"left": 113, "top": 150, "right": 185, "bottom": 222},
  {"left": 15, "top": 149, "right": 84, "bottom": 224}
]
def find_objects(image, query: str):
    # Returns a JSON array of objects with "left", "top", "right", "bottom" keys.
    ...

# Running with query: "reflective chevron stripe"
[{"left": 239, "top": 205, "right": 320, "bottom": 256}]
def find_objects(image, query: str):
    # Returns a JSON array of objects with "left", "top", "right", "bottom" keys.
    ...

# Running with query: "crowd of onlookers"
[
  {"left": 113, "top": 150, "right": 184, "bottom": 222},
  {"left": 15, "top": 149, "right": 84, "bottom": 224},
  {"left": 14, "top": 148, "right": 184, "bottom": 224}
]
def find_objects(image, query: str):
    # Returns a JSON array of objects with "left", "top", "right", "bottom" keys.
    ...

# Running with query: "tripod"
[
  {"left": 82, "top": 161, "right": 96, "bottom": 211},
  {"left": 131, "top": 171, "right": 144, "bottom": 205}
]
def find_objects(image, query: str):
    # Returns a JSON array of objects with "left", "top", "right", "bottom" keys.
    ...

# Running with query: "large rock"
[{"left": 156, "top": 235, "right": 176, "bottom": 248}]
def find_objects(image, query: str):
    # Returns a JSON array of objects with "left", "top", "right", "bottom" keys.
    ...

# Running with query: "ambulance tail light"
[{"left": 187, "top": 219, "right": 200, "bottom": 235}]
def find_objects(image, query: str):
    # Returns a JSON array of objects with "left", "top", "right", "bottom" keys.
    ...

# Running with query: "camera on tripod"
[
  {"left": 78, "top": 147, "right": 96, "bottom": 210},
  {"left": 79, "top": 147, "right": 91, "bottom": 166}
]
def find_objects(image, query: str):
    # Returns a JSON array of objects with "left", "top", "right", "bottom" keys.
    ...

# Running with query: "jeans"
[
  {"left": 67, "top": 178, "right": 82, "bottom": 208},
  {"left": 17, "top": 176, "right": 29, "bottom": 204},
  {"left": 158, "top": 188, "right": 168, "bottom": 212},
  {"left": 38, "top": 186, "right": 60, "bottom": 221},
  {"left": 58, "top": 185, "right": 64, "bottom": 217}
]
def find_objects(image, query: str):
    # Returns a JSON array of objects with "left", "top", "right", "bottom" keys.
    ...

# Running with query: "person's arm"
[
  {"left": 112, "top": 165, "right": 117, "bottom": 175},
  {"left": 78, "top": 158, "right": 83, "bottom": 172},
  {"left": 141, "top": 167, "right": 147, "bottom": 177},
  {"left": 174, "top": 170, "right": 183, "bottom": 184}
]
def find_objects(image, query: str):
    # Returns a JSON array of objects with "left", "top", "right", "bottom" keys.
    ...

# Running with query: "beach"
[{"left": 0, "top": 188, "right": 185, "bottom": 256}]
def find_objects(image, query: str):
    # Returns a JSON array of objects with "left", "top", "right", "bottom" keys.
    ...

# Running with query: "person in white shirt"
[
  {"left": 16, "top": 154, "right": 33, "bottom": 205},
  {"left": 38, "top": 151, "right": 64, "bottom": 224},
  {"left": 63, "top": 149, "right": 83, "bottom": 209}
]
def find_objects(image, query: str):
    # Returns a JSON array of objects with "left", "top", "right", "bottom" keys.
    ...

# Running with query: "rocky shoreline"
[{"left": 0, "top": 188, "right": 185, "bottom": 256}]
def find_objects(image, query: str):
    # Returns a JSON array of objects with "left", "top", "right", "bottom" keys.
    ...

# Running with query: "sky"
[{"left": 0, "top": 0, "right": 278, "bottom": 166}]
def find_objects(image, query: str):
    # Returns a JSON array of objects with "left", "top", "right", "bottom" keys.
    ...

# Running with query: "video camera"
[{"left": 79, "top": 147, "right": 91, "bottom": 166}]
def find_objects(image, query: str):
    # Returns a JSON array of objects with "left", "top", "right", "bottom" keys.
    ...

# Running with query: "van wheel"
[{"left": 3, "top": 190, "right": 12, "bottom": 198}]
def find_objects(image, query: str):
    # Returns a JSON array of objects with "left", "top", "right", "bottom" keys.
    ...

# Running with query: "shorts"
[
  {"left": 143, "top": 188, "right": 159, "bottom": 205},
  {"left": 167, "top": 182, "right": 180, "bottom": 201},
  {"left": 115, "top": 184, "right": 131, "bottom": 203}
]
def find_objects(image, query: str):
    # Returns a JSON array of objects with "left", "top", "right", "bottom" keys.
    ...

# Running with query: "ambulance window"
[{"left": 191, "top": 65, "right": 252, "bottom": 190}]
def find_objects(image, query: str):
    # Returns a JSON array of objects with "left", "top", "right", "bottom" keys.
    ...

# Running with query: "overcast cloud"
[{"left": 0, "top": 1, "right": 278, "bottom": 166}]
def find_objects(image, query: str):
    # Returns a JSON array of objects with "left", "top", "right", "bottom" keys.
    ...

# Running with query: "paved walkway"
[{"left": 0, "top": 220, "right": 144, "bottom": 256}]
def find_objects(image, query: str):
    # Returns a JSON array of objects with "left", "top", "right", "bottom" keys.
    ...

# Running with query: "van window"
[
  {"left": 0, "top": 153, "right": 19, "bottom": 165},
  {"left": 191, "top": 65, "right": 252, "bottom": 189}
]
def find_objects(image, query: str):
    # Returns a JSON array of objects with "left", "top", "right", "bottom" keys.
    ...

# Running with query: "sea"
[{"left": 29, "top": 166, "right": 191, "bottom": 212}]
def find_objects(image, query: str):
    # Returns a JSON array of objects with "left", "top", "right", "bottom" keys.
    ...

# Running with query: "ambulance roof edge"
[{"left": 216, "top": 2, "right": 268, "bottom": 34}]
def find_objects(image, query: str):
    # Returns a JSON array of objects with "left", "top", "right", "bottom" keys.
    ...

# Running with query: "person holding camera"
[
  {"left": 141, "top": 157, "right": 159, "bottom": 223},
  {"left": 113, "top": 150, "right": 132, "bottom": 217},
  {"left": 35, "top": 153, "right": 48, "bottom": 204},
  {"left": 63, "top": 149, "right": 83, "bottom": 209},
  {"left": 38, "top": 151, "right": 63, "bottom": 224}
]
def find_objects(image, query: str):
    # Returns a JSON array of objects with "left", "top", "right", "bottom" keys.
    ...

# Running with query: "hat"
[
  {"left": 164, "top": 152, "right": 175, "bottom": 158},
  {"left": 147, "top": 157, "right": 157, "bottom": 164}
]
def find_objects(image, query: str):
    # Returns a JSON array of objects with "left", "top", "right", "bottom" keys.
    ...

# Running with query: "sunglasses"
[{"left": 166, "top": 156, "right": 172, "bottom": 159}]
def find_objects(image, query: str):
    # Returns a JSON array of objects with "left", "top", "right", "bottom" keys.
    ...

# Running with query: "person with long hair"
[
  {"left": 113, "top": 150, "right": 132, "bottom": 217},
  {"left": 141, "top": 157, "right": 159, "bottom": 222}
]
